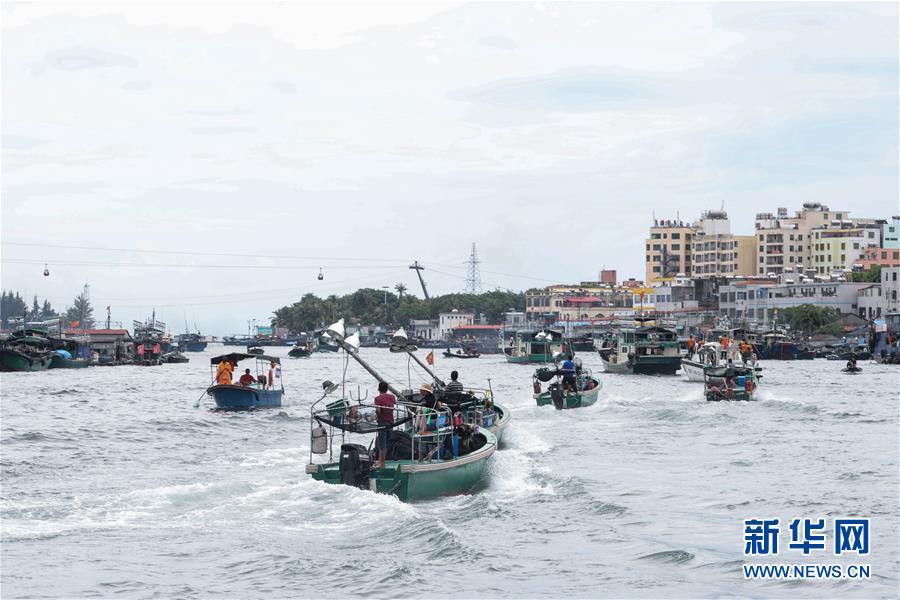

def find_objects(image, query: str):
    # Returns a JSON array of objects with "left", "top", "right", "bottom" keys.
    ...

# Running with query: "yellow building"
[
  {"left": 645, "top": 218, "right": 696, "bottom": 284},
  {"left": 691, "top": 210, "right": 757, "bottom": 279}
]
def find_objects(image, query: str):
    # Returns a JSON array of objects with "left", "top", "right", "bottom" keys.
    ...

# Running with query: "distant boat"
[
  {"left": 704, "top": 364, "right": 759, "bottom": 401},
  {"left": 504, "top": 329, "right": 563, "bottom": 364},
  {"left": 161, "top": 351, "right": 190, "bottom": 364},
  {"left": 247, "top": 345, "right": 264, "bottom": 355},
  {"left": 288, "top": 343, "right": 312, "bottom": 358},
  {"left": 205, "top": 353, "right": 284, "bottom": 409},
  {"left": 176, "top": 332, "right": 207, "bottom": 352},
  {"left": 0, "top": 327, "right": 56, "bottom": 372},
  {"left": 598, "top": 318, "right": 681, "bottom": 375},
  {"left": 443, "top": 347, "right": 481, "bottom": 359}
]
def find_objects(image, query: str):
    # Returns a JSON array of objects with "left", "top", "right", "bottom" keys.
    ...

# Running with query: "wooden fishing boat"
[
  {"left": 161, "top": 351, "right": 190, "bottom": 364},
  {"left": 307, "top": 400, "right": 496, "bottom": 501},
  {"left": 533, "top": 365, "right": 602, "bottom": 409},
  {"left": 49, "top": 351, "right": 91, "bottom": 368},
  {"left": 598, "top": 318, "right": 681, "bottom": 375},
  {"left": 704, "top": 364, "right": 759, "bottom": 401},
  {"left": 176, "top": 332, "right": 207, "bottom": 352},
  {"left": 205, "top": 353, "right": 284, "bottom": 409},
  {"left": 443, "top": 347, "right": 481, "bottom": 359},
  {"left": 288, "top": 343, "right": 312, "bottom": 358},
  {"left": 504, "top": 329, "right": 563, "bottom": 364},
  {"left": 0, "top": 347, "right": 53, "bottom": 372}
]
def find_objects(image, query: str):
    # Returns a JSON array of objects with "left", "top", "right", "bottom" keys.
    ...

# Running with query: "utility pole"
[
  {"left": 409, "top": 261, "right": 429, "bottom": 300},
  {"left": 464, "top": 242, "right": 482, "bottom": 294}
]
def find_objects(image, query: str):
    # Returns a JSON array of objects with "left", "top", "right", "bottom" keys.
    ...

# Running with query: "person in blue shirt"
[{"left": 560, "top": 354, "right": 577, "bottom": 391}]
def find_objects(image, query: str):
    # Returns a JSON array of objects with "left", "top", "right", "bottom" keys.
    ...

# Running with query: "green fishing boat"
[
  {"left": 704, "top": 363, "right": 759, "bottom": 401},
  {"left": 533, "top": 364, "right": 602, "bottom": 409},
  {"left": 305, "top": 320, "right": 496, "bottom": 500},
  {"left": 306, "top": 402, "right": 497, "bottom": 501},
  {"left": 504, "top": 329, "right": 564, "bottom": 364},
  {"left": 0, "top": 347, "right": 53, "bottom": 372}
]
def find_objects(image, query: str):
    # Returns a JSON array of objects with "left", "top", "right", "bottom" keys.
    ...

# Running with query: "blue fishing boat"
[
  {"left": 176, "top": 332, "right": 208, "bottom": 352},
  {"left": 205, "top": 353, "right": 284, "bottom": 409}
]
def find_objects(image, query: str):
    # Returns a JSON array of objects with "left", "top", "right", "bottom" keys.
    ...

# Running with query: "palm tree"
[{"left": 394, "top": 283, "right": 407, "bottom": 302}]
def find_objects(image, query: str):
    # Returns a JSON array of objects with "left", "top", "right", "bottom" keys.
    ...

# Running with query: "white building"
[
  {"left": 882, "top": 266, "right": 900, "bottom": 314},
  {"left": 409, "top": 319, "right": 439, "bottom": 340},
  {"left": 438, "top": 310, "right": 474, "bottom": 340},
  {"left": 718, "top": 279, "right": 870, "bottom": 322},
  {"left": 883, "top": 216, "right": 900, "bottom": 249},
  {"left": 857, "top": 285, "right": 883, "bottom": 320}
]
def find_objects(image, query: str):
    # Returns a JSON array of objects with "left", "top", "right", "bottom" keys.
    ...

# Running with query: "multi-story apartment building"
[
  {"left": 525, "top": 284, "right": 636, "bottom": 324},
  {"left": 645, "top": 218, "right": 695, "bottom": 284},
  {"left": 810, "top": 221, "right": 883, "bottom": 275},
  {"left": 882, "top": 266, "right": 899, "bottom": 314},
  {"left": 753, "top": 203, "right": 845, "bottom": 276},
  {"left": 690, "top": 210, "right": 756, "bottom": 279},
  {"left": 717, "top": 279, "right": 870, "bottom": 322},
  {"left": 883, "top": 216, "right": 899, "bottom": 249}
]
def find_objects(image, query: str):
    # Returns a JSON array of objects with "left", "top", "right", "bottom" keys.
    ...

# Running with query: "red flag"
[
  {"left": 71, "top": 320, "right": 81, "bottom": 328},
  {"left": 426, "top": 351, "right": 434, "bottom": 366}
]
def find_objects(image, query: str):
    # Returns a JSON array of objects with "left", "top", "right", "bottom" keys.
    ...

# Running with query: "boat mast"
[{"left": 327, "top": 330, "right": 403, "bottom": 397}]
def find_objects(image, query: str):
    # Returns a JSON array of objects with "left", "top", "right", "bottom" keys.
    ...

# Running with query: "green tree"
[
  {"left": 30, "top": 296, "right": 41, "bottom": 321},
  {"left": 66, "top": 293, "right": 94, "bottom": 327},
  {"left": 780, "top": 304, "right": 841, "bottom": 334},
  {"left": 41, "top": 299, "right": 57, "bottom": 319},
  {"left": 850, "top": 265, "right": 881, "bottom": 283},
  {"left": 1, "top": 291, "right": 28, "bottom": 328}
]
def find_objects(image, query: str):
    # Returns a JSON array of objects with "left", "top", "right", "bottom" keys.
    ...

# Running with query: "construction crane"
[{"left": 409, "top": 261, "right": 429, "bottom": 300}]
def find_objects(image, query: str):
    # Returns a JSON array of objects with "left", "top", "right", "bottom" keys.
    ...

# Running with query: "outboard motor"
[
  {"left": 339, "top": 443, "right": 370, "bottom": 488},
  {"left": 549, "top": 383, "right": 564, "bottom": 410}
]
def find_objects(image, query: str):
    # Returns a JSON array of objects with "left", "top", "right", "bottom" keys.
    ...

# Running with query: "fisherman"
[
  {"left": 267, "top": 360, "right": 279, "bottom": 389},
  {"left": 445, "top": 370, "right": 464, "bottom": 394},
  {"left": 238, "top": 368, "right": 256, "bottom": 386},
  {"left": 687, "top": 335, "right": 696, "bottom": 359},
  {"left": 740, "top": 338, "right": 750, "bottom": 356},
  {"left": 419, "top": 383, "right": 439, "bottom": 410},
  {"left": 373, "top": 381, "right": 396, "bottom": 469},
  {"left": 216, "top": 358, "right": 233, "bottom": 385},
  {"left": 560, "top": 354, "right": 577, "bottom": 392},
  {"left": 724, "top": 359, "right": 736, "bottom": 389}
]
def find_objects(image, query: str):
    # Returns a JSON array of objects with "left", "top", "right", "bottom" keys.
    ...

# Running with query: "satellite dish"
[
  {"left": 317, "top": 268, "right": 324, "bottom": 281},
  {"left": 345, "top": 332, "right": 361, "bottom": 353},
  {"left": 326, "top": 318, "right": 345, "bottom": 341}
]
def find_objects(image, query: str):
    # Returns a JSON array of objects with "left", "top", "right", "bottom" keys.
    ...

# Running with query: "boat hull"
[
  {"left": 601, "top": 354, "right": 680, "bottom": 375},
  {"left": 207, "top": 384, "right": 283, "bottom": 409},
  {"left": 534, "top": 377, "right": 602, "bottom": 409},
  {"left": 506, "top": 353, "right": 554, "bottom": 364},
  {"left": 49, "top": 355, "right": 92, "bottom": 369},
  {"left": 0, "top": 349, "right": 53, "bottom": 372},
  {"left": 181, "top": 341, "right": 208, "bottom": 352},
  {"left": 307, "top": 431, "right": 496, "bottom": 501},
  {"left": 680, "top": 359, "right": 708, "bottom": 382}
]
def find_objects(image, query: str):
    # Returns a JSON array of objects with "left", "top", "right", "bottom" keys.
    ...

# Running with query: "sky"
[{"left": 1, "top": 1, "right": 897, "bottom": 334}]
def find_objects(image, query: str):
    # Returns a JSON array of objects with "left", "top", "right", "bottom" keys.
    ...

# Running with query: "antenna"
[
  {"left": 464, "top": 242, "right": 482, "bottom": 293},
  {"left": 409, "top": 261, "right": 430, "bottom": 300}
]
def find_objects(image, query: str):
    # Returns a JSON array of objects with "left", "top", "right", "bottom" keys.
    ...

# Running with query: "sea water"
[{"left": 1, "top": 349, "right": 898, "bottom": 597}]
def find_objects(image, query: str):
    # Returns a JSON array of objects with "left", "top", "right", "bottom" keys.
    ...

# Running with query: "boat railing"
[{"left": 309, "top": 401, "right": 470, "bottom": 466}]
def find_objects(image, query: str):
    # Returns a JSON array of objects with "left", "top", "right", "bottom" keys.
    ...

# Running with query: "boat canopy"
[
  {"left": 705, "top": 365, "right": 754, "bottom": 377},
  {"left": 211, "top": 353, "right": 281, "bottom": 365}
]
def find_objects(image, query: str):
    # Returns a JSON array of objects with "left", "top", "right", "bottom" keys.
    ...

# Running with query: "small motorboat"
[
  {"left": 704, "top": 364, "right": 759, "bottom": 401},
  {"left": 842, "top": 366, "right": 863, "bottom": 374},
  {"left": 205, "top": 353, "right": 284, "bottom": 409},
  {"left": 247, "top": 345, "right": 264, "bottom": 355},
  {"left": 533, "top": 365, "right": 602, "bottom": 409},
  {"left": 288, "top": 344, "right": 311, "bottom": 358},
  {"left": 443, "top": 347, "right": 481, "bottom": 359},
  {"left": 161, "top": 351, "right": 190, "bottom": 364}
]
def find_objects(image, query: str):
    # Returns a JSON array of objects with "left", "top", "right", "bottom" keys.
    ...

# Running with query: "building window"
[{"left": 672, "top": 233, "right": 681, "bottom": 239}]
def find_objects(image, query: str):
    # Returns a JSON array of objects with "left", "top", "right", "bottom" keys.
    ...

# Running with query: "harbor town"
[{"left": 2, "top": 2, "right": 897, "bottom": 599}]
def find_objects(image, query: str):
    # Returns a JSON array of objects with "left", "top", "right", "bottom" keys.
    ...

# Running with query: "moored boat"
[
  {"left": 0, "top": 347, "right": 53, "bottom": 372},
  {"left": 176, "top": 332, "right": 208, "bottom": 352},
  {"left": 205, "top": 353, "right": 284, "bottom": 409},
  {"left": 288, "top": 342, "right": 312, "bottom": 358},
  {"left": 161, "top": 351, "right": 190, "bottom": 364}
]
